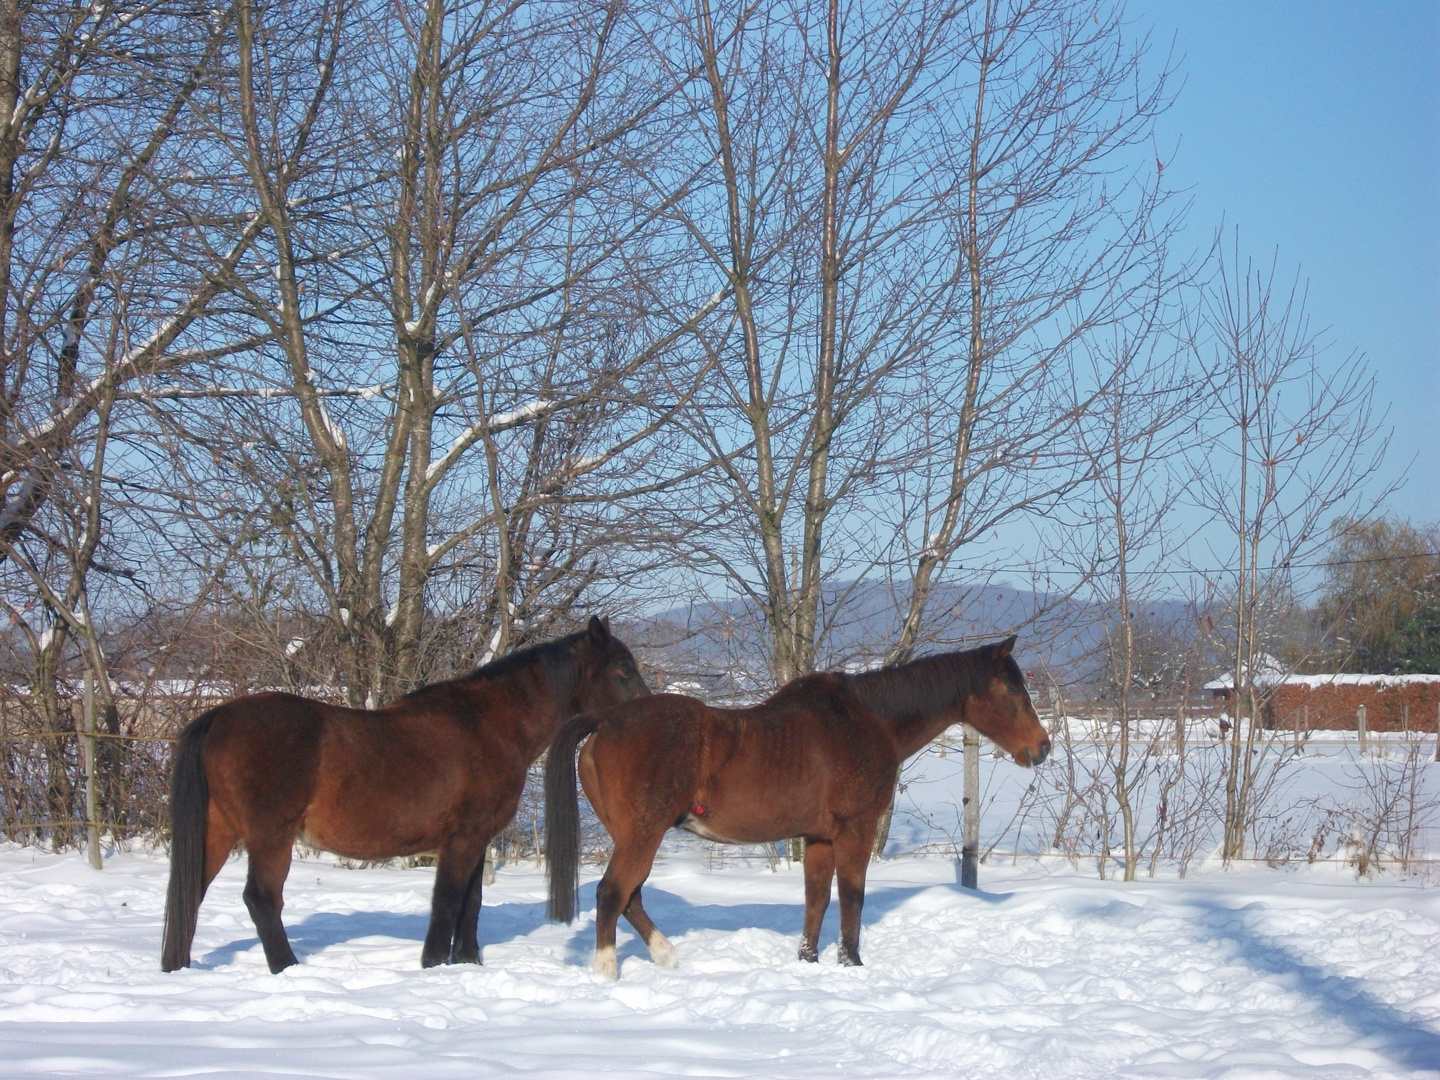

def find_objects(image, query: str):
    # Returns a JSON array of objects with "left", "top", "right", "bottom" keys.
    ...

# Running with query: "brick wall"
[{"left": 1264, "top": 679, "right": 1440, "bottom": 733}]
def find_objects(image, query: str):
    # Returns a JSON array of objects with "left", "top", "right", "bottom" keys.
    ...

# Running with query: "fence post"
[
  {"left": 82, "top": 671, "right": 102, "bottom": 870},
  {"left": 959, "top": 723, "right": 979, "bottom": 889},
  {"left": 1357, "top": 704, "right": 1367, "bottom": 755},
  {"left": 1435, "top": 702, "right": 1439, "bottom": 763}
]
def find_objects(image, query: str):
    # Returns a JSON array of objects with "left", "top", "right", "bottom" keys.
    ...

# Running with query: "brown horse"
[
  {"left": 545, "top": 636, "right": 1048, "bottom": 978},
  {"left": 162, "top": 617, "right": 647, "bottom": 974}
]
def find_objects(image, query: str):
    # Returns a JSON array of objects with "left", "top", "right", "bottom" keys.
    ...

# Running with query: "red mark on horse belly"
[{"left": 691, "top": 803, "right": 707, "bottom": 816}]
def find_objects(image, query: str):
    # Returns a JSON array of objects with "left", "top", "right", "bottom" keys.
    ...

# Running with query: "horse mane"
[
  {"left": 402, "top": 632, "right": 582, "bottom": 703},
  {"left": 841, "top": 643, "right": 1020, "bottom": 723}
]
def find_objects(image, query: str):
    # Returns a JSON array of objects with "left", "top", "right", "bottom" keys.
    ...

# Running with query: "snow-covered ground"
[
  {"left": 890, "top": 729, "right": 1440, "bottom": 869},
  {"left": 1, "top": 844, "right": 1437, "bottom": 1079}
]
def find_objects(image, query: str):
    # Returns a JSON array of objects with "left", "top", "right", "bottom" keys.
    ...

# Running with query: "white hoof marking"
[
  {"left": 594, "top": 944, "right": 618, "bottom": 980},
  {"left": 647, "top": 930, "right": 676, "bottom": 968}
]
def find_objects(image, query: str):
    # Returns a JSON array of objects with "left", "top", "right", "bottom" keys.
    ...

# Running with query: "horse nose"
[{"left": 1027, "top": 736, "right": 1051, "bottom": 766}]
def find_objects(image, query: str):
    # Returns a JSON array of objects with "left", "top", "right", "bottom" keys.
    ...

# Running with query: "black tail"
[
  {"left": 161, "top": 710, "right": 217, "bottom": 971},
  {"left": 545, "top": 711, "right": 600, "bottom": 924}
]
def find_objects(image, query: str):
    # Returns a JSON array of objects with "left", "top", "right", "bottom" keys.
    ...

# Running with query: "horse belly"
[
  {"left": 676, "top": 799, "right": 814, "bottom": 845},
  {"left": 675, "top": 810, "right": 750, "bottom": 845},
  {"left": 299, "top": 771, "right": 456, "bottom": 861},
  {"left": 298, "top": 805, "right": 435, "bottom": 861}
]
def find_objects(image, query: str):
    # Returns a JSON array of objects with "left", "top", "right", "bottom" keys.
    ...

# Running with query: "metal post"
[
  {"left": 960, "top": 723, "right": 979, "bottom": 889},
  {"left": 82, "top": 670, "right": 102, "bottom": 870},
  {"left": 1357, "top": 704, "right": 1367, "bottom": 755},
  {"left": 1434, "top": 702, "right": 1439, "bottom": 763}
]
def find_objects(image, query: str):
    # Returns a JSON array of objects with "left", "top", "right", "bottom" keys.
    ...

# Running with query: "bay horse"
[
  {"left": 162, "top": 616, "right": 648, "bottom": 974},
  {"left": 545, "top": 635, "right": 1048, "bottom": 978}
]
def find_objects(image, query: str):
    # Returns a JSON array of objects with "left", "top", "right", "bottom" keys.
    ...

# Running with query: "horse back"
[
  {"left": 708, "top": 684, "right": 899, "bottom": 826},
  {"left": 200, "top": 691, "right": 486, "bottom": 858},
  {"left": 581, "top": 685, "right": 899, "bottom": 843}
]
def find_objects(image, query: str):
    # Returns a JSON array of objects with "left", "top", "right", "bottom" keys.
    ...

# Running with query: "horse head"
[
  {"left": 571, "top": 615, "right": 650, "bottom": 713},
  {"left": 967, "top": 635, "right": 1050, "bottom": 766}
]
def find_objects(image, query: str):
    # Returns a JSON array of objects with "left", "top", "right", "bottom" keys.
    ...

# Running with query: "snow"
[
  {"left": 1202, "top": 653, "right": 1288, "bottom": 691},
  {"left": 1283, "top": 673, "right": 1440, "bottom": 689},
  {"left": 312, "top": 394, "right": 347, "bottom": 451},
  {"left": 1205, "top": 668, "right": 1440, "bottom": 691},
  {"left": 425, "top": 402, "right": 553, "bottom": 482},
  {"left": 896, "top": 726, "right": 1440, "bottom": 873},
  {"left": 1, "top": 844, "right": 1437, "bottom": 1078},
  {"left": 489, "top": 400, "right": 549, "bottom": 430}
]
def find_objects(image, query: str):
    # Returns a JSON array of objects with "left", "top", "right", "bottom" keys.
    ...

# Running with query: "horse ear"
[
  {"left": 996, "top": 634, "right": 1017, "bottom": 658},
  {"left": 587, "top": 615, "right": 609, "bottom": 644}
]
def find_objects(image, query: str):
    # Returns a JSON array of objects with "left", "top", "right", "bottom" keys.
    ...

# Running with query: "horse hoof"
[
  {"left": 837, "top": 949, "right": 863, "bottom": 967},
  {"left": 798, "top": 943, "right": 819, "bottom": 963},
  {"left": 647, "top": 932, "right": 677, "bottom": 969},
  {"left": 594, "top": 945, "right": 618, "bottom": 980}
]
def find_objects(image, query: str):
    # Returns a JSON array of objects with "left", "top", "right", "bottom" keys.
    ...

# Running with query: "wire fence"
[{"left": 3, "top": 693, "right": 1437, "bottom": 881}]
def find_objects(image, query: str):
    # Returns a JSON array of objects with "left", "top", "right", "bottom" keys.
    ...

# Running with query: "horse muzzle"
[{"left": 1017, "top": 736, "right": 1051, "bottom": 767}]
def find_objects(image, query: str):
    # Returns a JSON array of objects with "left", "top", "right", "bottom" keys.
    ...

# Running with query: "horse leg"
[
  {"left": 242, "top": 840, "right": 298, "bottom": 974},
  {"left": 594, "top": 838, "right": 662, "bottom": 979},
  {"left": 799, "top": 838, "right": 834, "bottom": 963},
  {"left": 834, "top": 832, "right": 872, "bottom": 967},
  {"left": 421, "top": 835, "right": 485, "bottom": 968},
  {"left": 204, "top": 809, "right": 238, "bottom": 894},
  {"left": 449, "top": 853, "right": 488, "bottom": 965},
  {"left": 622, "top": 884, "right": 675, "bottom": 969}
]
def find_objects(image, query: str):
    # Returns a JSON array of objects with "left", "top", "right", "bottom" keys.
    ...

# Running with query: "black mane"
[
  {"left": 402, "top": 631, "right": 582, "bottom": 702},
  {"left": 841, "top": 642, "right": 1020, "bottom": 723}
]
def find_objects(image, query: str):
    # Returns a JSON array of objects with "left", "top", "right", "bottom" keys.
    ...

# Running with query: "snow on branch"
[
  {"left": 424, "top": 400, "right": 556, "bottom": 484},
  {"left": 116, "top": 384, "right": 389, "bottom": 402}
]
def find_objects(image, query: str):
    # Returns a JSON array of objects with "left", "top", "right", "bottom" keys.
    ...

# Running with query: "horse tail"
[
  {"left": 545, "top": 711, "right": 600, "bottom": 924},
  {"left": 162, "top": 709, "right": 217, "bottom": 971}
]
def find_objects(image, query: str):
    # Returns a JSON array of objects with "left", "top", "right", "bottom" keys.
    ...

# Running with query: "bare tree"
[
  {"left": 1078, "top": 293, "right": 1203, "bottom": 879},
  {"left": 209, "top": 0, "right": 702, "bottom": 705},
  {"left": 0, "top": 4, "right": 266, "bottom": 556},
  {"left": 656, "top": 0, "right": 983, "bottom": 684},
  {"left": 860, "top": 0, "right": 1180, "bottom": 857},
  {"left": 882, "top": 0, "right": 1179, "bottom": 666},
  {"left": 0, "top": 2, "right": 265, "bottom": 846},
  {"left": 1193, "top": 233, "right": 1393, "bottom": 864}
]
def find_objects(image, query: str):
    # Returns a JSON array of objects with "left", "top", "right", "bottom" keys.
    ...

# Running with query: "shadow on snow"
[
  {"left": 1190, "top": 899, "right": 1440, "bottom": 1075},
  {"left": 197, "top": 873, "right": 1010, "bottom": 969}
]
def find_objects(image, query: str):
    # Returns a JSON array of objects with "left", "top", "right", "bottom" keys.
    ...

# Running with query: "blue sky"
[{"left": 1138, "top": 0, "right": 1439, "bottom": 523}]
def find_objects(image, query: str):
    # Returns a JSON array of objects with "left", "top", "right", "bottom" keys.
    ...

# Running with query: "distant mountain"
[{"left": 625, "top": 580, "right": 1196, "bottom": 701}]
